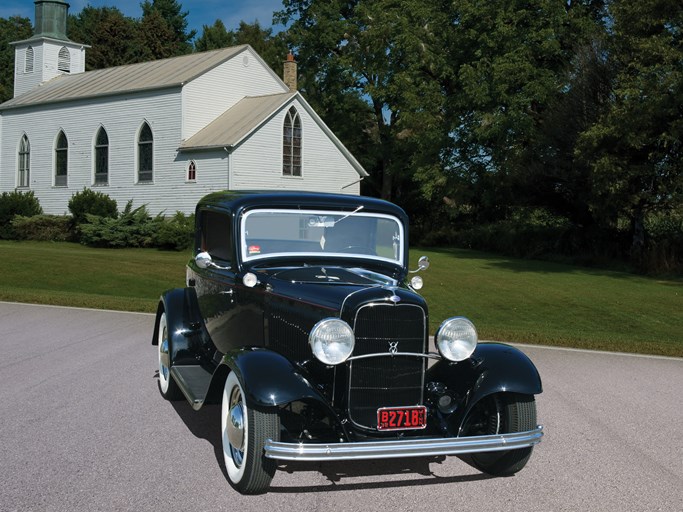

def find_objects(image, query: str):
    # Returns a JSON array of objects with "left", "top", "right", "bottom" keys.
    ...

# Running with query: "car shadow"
[{"left": 168, "top": 398, "right": 495, "bottom": 493}]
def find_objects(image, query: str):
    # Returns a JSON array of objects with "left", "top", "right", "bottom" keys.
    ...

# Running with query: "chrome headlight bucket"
[
  {"left": 309, "top": 318, "right": 355, "bottom": 365},
  {"left": 435, "top": 317, "right": 478, "bottom": 362}
]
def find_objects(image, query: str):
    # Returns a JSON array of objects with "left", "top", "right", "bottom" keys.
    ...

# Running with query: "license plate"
[{"left": 377, "top": 406, "right": 427, "bottom": 431}]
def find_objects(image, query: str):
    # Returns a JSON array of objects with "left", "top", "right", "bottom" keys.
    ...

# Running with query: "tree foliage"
[{"left": 0, "top": 15, "right": 32, "bottom": 102}]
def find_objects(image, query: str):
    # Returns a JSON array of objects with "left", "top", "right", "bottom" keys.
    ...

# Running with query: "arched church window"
[
  {"left": 55, "top": 131, "right": 68, "bottom": 186},
  {"left": 138, "top": 123, "right": 153, "bottom": 183},
  {"left": 25, "top": 47, "right": 34, "bottom": 73},
  {"left": 95, "top": 127, "right": 109, "bottom": 185},
  {"left": 283, "top": 106, "right": 302, "bottom": 177},
  {"left": 187, "top": 160, "right": 197, "bottom": 182},
  {"left": 58, "top": 47, "right": 70, "bottom": 73},
  {"left": 18, "top": 135, "right": 30, "bottom": 188}
]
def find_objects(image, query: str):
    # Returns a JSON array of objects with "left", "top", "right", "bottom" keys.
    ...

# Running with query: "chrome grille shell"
[{"left": 348, "top": 303, "right": 427, "bottom": 429}]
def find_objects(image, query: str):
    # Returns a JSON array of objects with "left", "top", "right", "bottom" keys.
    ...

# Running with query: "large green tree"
[
  {"left": 0, "top": 16, "right": 32, "bottom": 103},
  {"left": 140, "top": 0, "right": 195, "bottom": 57},
  {"left": 277, "top": 0, "right": 450, "bottom": 203},
  {"left": 576, "top": 0, "right": 683, "bottom": 263},
  {"left": 68, "top": 7, "right": 143, "bottom": 70},
  {"left": 194, "top": 20, "right": 288, "bottom": 77}
]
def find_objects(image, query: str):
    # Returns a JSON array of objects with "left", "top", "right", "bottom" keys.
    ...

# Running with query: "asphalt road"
[{"left": 1, "top": 302, "right": 681, "bottom": 512}]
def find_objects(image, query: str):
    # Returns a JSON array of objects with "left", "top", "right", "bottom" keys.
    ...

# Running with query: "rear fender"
[{"left": 427, "top": 343, "right": 542, "bottom": 434}]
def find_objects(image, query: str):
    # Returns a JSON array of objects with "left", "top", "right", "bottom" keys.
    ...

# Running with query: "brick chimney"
[{"left": 283, "top": 52, "right": 297, "bottom": 91}]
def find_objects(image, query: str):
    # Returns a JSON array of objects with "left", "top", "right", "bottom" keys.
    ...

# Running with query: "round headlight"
[
  {"left": 435, "top": 317, "right": 478, "bottom": 362},
  {"left": 309, "top": 318, "right": 355, "bottom": 365}
]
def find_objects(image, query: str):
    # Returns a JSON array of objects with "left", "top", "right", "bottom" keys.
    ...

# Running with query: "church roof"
[
  {"left": 180, "top": 92, "right": 298, "bottom": 150},
  {"left": 0, "top": 45, "right": 251, "bottom": 111},
  {"left": 180, "top": 91, "right": 369, "bottom": 178}
]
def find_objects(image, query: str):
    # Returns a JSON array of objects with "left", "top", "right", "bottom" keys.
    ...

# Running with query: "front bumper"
[{"left": 264, "top": 425, "right": 543, "bottom": 461}]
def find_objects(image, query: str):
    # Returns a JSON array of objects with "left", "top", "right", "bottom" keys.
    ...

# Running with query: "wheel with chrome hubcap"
[
  {"left": 156, "top": 311, "right": 182, "bottom": 400},
  {"left": 222, "top": 371, "right": 279, "bottom": 494}
]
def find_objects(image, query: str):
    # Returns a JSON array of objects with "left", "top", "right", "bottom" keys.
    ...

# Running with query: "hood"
[{"left": 255, "top": 265, "right": 427, "bottom": 317}]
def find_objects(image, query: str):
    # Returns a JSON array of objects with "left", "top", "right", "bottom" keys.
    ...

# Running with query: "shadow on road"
[{"left": 168, "top": 396, "right": 494, "bottom": 493}]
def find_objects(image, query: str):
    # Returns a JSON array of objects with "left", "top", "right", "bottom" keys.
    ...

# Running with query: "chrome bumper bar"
[{"left": 264, "top": 425, "right": 543, "bottom": 461}]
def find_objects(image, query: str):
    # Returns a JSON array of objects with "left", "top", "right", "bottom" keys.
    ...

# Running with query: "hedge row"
[{"left": 1, "top": 189, "right": 193, "bottom": 251}]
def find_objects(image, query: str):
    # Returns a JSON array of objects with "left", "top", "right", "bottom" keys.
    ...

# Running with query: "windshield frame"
[{"left": 239, "top": 208, "right": 405, "bottom": 266}]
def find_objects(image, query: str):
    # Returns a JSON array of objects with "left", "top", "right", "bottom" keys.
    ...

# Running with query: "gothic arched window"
[
  {"left": 283, "top": 107, "right": 302, "bottom": 177},
  {"left": 55, "top": 130, "right": 68, "bottom": 186},
  {"left": 95, "top": 127, "right": 109, "bottom": 185},
  {"left": 18, "top": 135, "right": 30, "bottom": 188},
  {"left": 138, "top": 122, "right": 153, "bottom": 183},
  {"left": 58, "top": 47, "right": 70, "bottom": 73},
  {"left": 25, "top": 46, "right": 34, "bottom": 73}
]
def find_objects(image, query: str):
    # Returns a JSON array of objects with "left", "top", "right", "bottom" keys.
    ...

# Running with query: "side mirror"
[
  {"left": 195, "top": 251, "right": 213, "bottom": 269},
  {"left": 410, "top": 256, "right": 430, "bottom": 273}
]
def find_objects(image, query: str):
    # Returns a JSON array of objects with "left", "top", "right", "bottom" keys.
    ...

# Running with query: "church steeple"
[
  {"left": 10, "top": 0, "right": 88, "bottom": 98},
  {"left": 33, "top": 0, "right": 71, "bottom": 41}
]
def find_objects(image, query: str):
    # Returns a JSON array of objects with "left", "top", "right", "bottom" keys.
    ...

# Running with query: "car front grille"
[{"left": 348, "top": 303, "right": 426, "bottom": 429}]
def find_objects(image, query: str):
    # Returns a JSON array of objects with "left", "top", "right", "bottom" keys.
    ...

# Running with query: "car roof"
[{"left": 196, "top": 190, "right": 407, "bottom": 221}]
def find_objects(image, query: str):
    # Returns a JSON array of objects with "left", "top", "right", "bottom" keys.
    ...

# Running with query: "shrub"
[
  {"left": 0, "top": 190, "right": 43, "bottom": 239},
  {"left": 153, "top": 211, "right": 195, "bottom": 251},
  {"left": 79, "top": 200, "right": 160, "bottom": 248},
  {"left": 11, "top": 214, "right": 73, "bottom": 241},
  {"left": 68, "top": 188, "right": 118, "bottom": 226}
]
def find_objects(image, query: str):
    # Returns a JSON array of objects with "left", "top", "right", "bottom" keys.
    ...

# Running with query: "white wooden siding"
[
  {"left": 181, "top": 47, "right": 287, "bottom": 140},
  {"left": 230, "top": 99, "right": 361, "bottom": 195},
  {"left": 0, "top": 89, "right": 224, "bottom": 215},
  {"left": 13, "top": 41, "right": 85, "bottom": 98}
]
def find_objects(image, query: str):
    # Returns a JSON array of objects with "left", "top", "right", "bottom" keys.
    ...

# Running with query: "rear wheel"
[
  {"left": 460, "top": 393, "right": 537, "bottom": 475},
  {"left": 222, "top": 371, "right": 279, "bottom": 494},
  {"left": 156, "top": 311, "right": 182, "bottom": 400}
]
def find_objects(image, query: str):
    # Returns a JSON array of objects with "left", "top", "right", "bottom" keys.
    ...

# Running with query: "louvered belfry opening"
[{"left": 348, "top": 303, "right": 426, "bottom": 429}]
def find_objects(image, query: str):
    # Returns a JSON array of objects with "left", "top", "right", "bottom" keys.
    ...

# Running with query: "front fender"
[
  {"left": 221, "top": 348, "right": 330, "bottom": 409},
  {"left": 427, "top": 343, "right": 542, "bottom": 434},
  {"left": 153, "top": 287, "right": 205, "bottom": 366}
]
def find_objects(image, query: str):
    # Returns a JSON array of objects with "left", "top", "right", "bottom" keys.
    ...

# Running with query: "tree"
[
  {"left": 0, "top": 16, "right": 33, "bottom": 102},
  {"left": 277, "top": 0, "right": 450, "bottom": 205},
  {"left": 194, "top": 19, "right": 234, "bottom": 52},
  {"left": 68, "top": 7, "right": 143, "bottom": 70},
  {"left": 576, "top": 0, "right": 683, "bottom": 265},
  {"left": 141, "top": 0, "right": 195, "bottom": 56}
]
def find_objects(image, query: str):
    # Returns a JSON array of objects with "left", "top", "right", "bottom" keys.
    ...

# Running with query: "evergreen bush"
[
  {"left": 79, "top": 200, "right": 159, "bottom": 248},
  {"left": 68, "top": 188, "right": 118, "bottom": 226},
  {"left": 0, "top": 190, "right": 43, "bottom": 239},
  {"left": 153, "top": 211, "right": 195, "bottom": 251},
  {"left": 11, "top": 214, "right": 73, "bottom": 241}
]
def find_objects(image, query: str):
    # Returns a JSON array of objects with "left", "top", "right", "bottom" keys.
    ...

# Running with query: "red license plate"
[{"left": 377, "top": 406, "right": 427, "bottom": 431}]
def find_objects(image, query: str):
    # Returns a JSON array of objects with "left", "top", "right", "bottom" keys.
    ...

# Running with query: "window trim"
[
  {"left": 17, "top": 134, "right": 30, "bottom": 188},
  {"left": 25, "top": 46, "right": 34, "bottom": 73},
  {"left": 54, "top": 130, "right": 68, "bottom": 187},
  {"left": 187, "top": 160, "right": 197, "bottom": 182},
  {"left": 137, "top": 122, "right": 154, "bottom": 184},
  {"left": 282, "top": 106, "right": 302, "bottom": 178},
  {"left": 58, "top": 46, "right": 70, "bottom": 73},
  {"left": 94, "top": 126, "right": 109, "bottom": 186}
]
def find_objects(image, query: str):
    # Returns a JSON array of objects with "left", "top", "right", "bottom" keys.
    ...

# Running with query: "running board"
[
  {"left": 264, "top": 426, "right": 543, "bottom": 461},
  {"left": 171, "top": 365, "right": 212, "bottom": 410}
]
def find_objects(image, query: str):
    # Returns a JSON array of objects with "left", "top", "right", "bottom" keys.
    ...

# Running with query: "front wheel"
[
  {"left": 156, "top": 311, "right": 182, "bottom": 400},
  {"left": 221, "top": 371, "right": 279, "bottom": 494},
  {"left": 460, "top": 393, "right": 537, "bottom": 475}
]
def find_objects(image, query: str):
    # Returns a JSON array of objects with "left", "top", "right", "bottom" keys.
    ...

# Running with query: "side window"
[
  {"left": 58, "top": 47, "right": 70, "bottom": 73},
  {"left": 200, "top": 210, "right": 233, "bottom": 264},
  {"left": 54, "top": 130, "right": 68, "bottom": 187}
]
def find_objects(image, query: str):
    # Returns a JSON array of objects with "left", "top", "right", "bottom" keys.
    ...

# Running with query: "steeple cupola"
[{"left": 10, "top": 0, "right": 88, "bottom": 98}]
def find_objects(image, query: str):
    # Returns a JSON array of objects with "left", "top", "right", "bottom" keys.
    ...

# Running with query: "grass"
[{"left": 0, "top": 241, "right": 681, "bottom": 357}]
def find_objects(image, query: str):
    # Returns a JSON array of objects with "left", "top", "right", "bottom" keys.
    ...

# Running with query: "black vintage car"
[{"left": 152, "top": 191, "right": 543, "bottom": 494}]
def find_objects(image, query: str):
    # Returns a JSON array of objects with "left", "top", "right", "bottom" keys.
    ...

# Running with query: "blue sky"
[{"left": 1, "top": 0, "right": 286, "bottom": 36}]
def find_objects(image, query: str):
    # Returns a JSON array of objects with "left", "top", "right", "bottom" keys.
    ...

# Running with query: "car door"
[{"left": 192, "top": 208, "right": 238, "bottom": 354}]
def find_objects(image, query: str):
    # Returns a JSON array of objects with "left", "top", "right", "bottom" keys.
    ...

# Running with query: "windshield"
[{"left": 241, "top": 209, "right": 404, "bottom": 265}]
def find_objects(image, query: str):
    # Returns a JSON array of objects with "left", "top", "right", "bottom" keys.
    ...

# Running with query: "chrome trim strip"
[
  {"left": 264, "top": 426, "right": 544, "bottom": 461},
  {"left": 347, "top": 352, "right": 441, "bottom": 362}
]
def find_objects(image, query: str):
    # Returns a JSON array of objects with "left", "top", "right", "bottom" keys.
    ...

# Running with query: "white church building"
[{"left": 0, "top": 0, "right": 367, "bottom": 215}]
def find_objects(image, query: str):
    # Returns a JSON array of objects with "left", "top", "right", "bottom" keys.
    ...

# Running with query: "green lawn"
[{"left": 1, "top": 241, "right": 681, "bottom": 357}]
